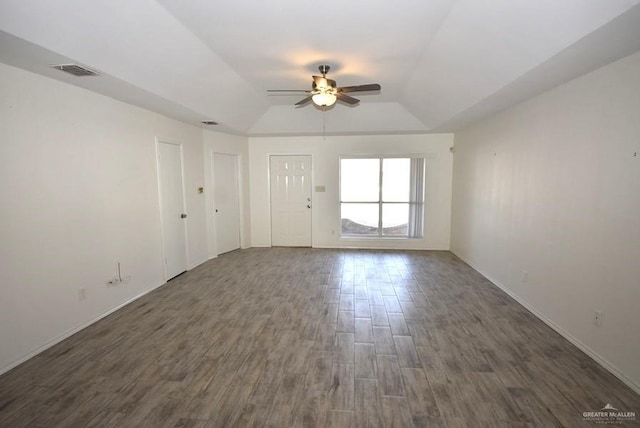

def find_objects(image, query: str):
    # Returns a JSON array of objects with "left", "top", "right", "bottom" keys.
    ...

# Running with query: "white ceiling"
[{"left": 1, "top": 0, "right": 640, "bottom": 136}]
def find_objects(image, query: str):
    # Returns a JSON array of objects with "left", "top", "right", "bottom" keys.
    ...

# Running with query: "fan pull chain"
[{"left": 322, "top": 107, "right": 326, "bottom": 141}]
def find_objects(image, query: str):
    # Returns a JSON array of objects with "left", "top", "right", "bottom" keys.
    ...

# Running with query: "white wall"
[
  {"left": 249, "top": 134, "right": 454, "bottom": 250},
  {"left": 203, "top": 130, "right": 251, "bottom": 257},
  {"left": 451, "top": 51, "right": 640, "bottom": 392},
  {"left": 249, "top": 103, "right": 428, "bottom": 135},
  {"left": 0, "top": 63, "right": 208, "bottom": 373}
]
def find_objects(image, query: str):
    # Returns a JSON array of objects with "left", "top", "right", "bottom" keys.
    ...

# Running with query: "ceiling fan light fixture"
[{"left": 312, "top": 92, "right": 337, "bottom": 107}]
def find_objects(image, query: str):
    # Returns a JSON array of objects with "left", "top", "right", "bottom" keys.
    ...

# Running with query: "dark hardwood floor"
[{"left": 0, "top": 248, "right": 638, "bottom": 427}]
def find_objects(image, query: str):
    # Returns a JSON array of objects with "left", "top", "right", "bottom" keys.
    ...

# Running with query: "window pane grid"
[{"left": 340, "top": 156, "right": 423, "bottom": 238}]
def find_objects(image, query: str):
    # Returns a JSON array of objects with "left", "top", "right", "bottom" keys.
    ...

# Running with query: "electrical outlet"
[
  {"left": 593, "top": 310, "right": 603, "bottom": 327},
  {"left": 79, "top": 288, "right": 86, "bottom": 301}
]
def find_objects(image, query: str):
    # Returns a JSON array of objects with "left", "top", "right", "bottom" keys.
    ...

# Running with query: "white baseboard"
[
  {"left": 188, "top": 256, "right": 209, "bottom": 270},
  {"left": 0, "top": 280, "right": 166, "bottom": 376},
  {"left": 451, "top": 250, "right": 640, "bottom": 396}
]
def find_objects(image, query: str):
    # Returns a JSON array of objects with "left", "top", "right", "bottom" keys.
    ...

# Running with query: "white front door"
[
  {"left": 270, "top": 155, "right": 312, "bottom": 247},
  {"left": 157, "top": 141, "right": 188, "bottom": 280},
  {"left": 213, "top": 153, "right": 241, "bottom": 254}
]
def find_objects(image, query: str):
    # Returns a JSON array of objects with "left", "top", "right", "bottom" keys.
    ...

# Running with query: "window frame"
[{"left": 339, "top": 154, "right": 424, "bottom": 239}]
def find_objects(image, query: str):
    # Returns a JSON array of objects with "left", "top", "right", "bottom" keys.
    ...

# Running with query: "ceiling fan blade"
[
  {"left": 337, "top": 84, "right": 381, "bottom": 93},
  {"left": 295, "top": 96, "right": 313, "bottom": 106},
  {"left": 337, "top": 93, "right": 359, "bottom": 105}
]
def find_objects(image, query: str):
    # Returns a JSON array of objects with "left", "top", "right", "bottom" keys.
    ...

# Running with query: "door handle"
[
  {"left": 181, "top": 213, "right": 187, "bottom": 219},
  {"left": 307, "top": 204, "right": 312, "bottom": 209}
]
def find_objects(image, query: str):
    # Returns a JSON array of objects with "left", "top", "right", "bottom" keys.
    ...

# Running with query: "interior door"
[
  {"left": 157, "top": 141, "right": 188, "bottom": 280},
  {"left": 270, "top": 155, "right": 312, "bottom": 247},
  {"left": 213, "top": 153, "right": 241, "bottom": 254}
]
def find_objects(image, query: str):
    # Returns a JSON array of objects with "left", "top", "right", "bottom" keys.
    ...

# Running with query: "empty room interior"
[{"left": 1, "top": 1, "right": 640, "bottom": 427}]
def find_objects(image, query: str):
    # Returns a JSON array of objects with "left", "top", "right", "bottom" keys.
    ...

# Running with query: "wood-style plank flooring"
[{"left": 0, "top": 248, "right": 638, "bottom": 427}]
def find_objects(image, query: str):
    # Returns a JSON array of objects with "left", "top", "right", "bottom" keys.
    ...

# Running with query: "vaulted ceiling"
[{"left": 1, "top": 0, "right": 640, "bottom": 136}]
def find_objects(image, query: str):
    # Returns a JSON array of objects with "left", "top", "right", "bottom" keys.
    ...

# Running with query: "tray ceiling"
[{"left": 1, "top": 0, "right": 639, "bottom": 135}]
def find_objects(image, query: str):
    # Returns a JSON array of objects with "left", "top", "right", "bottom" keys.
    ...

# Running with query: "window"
[{"left": 340, "top": 156, "right": 425, "bottom": 238}]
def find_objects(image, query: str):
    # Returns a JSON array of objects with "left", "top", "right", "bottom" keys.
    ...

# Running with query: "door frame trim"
[
  {"left": 155, "top": 138, "right": 189, "bottom": 281},
  {"left": 268, "top": 153, "right": 313, "bottom": 247},
  {"left": 211, "top": 151, "right": 244, "bottom": 256}
]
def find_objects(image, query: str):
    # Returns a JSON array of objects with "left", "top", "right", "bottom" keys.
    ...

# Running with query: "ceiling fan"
[{"left": 267, "top": 65, "right": 381, "bottom": 107}]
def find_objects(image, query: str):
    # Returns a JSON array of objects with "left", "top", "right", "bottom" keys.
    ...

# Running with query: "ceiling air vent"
[
  {"left": 201, "top": 120, "right": 218, "bottom": 126},
  {"left": 51, "top": 64, "right": 100, "bottom": 77}
]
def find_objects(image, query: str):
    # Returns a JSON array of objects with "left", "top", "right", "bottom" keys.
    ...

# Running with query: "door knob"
[
  {"left": 181, "top": 213, "right": 187, "bottom": 219},
  {"left": 307, "top": 204, "right": 312, "bottom": 209}
]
